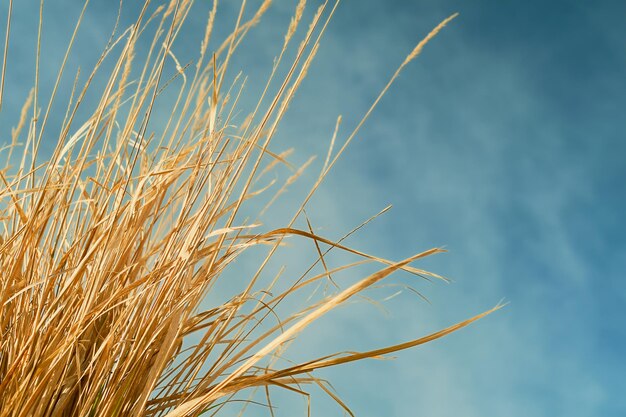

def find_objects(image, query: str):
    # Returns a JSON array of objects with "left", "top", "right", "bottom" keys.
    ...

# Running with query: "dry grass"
[{"left": 0, "top": 1, "right": 500, "bottom": 416}]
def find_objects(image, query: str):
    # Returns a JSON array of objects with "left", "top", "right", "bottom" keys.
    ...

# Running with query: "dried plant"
[{"left": 0, "top": 1, "right": 500, "bottom": 416}]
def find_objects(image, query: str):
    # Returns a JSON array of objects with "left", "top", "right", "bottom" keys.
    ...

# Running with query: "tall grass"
[{"left": 0, "top": 1, "right": 500, "bottom": 416}]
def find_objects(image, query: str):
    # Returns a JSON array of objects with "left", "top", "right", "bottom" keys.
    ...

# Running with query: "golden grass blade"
[{"left": 0, "top": 0, "right": 12, "bottom": 112}]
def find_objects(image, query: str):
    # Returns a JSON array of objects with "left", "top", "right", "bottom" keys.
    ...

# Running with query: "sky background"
[{"left": 1, "top": 1, "right": 625, "bottom": 416}]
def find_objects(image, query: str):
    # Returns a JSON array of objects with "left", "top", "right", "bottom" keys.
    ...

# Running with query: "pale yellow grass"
[{"left": 0, "top": 1, "right": 500, "bottom": 416}]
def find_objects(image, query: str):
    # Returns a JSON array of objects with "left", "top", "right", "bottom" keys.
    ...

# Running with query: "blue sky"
[{"left": 1, "top": 1, "right": 625, "bottom": 416}]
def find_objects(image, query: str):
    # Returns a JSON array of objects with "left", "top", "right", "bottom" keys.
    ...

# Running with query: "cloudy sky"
[{"left": 1, "top": 1, "right": 625, "bottom": 416}]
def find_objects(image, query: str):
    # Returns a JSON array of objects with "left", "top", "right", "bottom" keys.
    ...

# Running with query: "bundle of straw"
[{"left": 0, "top": 1, "right": 499, "bottom": 415}]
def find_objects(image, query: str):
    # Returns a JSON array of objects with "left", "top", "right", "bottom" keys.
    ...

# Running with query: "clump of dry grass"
[{"left": 0, "top": 1, "right": 499, "bottom": 416}]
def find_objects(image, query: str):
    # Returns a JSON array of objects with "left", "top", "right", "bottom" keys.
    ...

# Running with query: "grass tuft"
[{"left": 0, "top": 1, "right": 498, "bottom": 416}]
